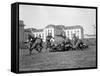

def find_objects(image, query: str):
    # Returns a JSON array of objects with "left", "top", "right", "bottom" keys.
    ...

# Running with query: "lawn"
[{"left": 19, "top": 46, "right": 96, "bottom": 71}]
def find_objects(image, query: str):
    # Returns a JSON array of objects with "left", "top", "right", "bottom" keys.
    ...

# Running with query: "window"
[
  {"left": 42, "top": 33, "right": 44, "bottom": 39},
  {"left": 48, "top": 30, "right": 50, "bottom": 33},
  {"left": 71, "top": 31, "right": 73, "bottom": 38},
  {"left": 77, "top": 30, "right": 79, "bottom": 35},
  {"left": 46, "top": 30, "right": 47, "bottom": 36},
  {"left": 50, "top": 30, "right": 52, "bottom": 36},
  {"left": 51, "top": 30, "right": 52, "bottom": 34},
  {"left": 67, "top": 31, "right": 69, "bottom": 37}
]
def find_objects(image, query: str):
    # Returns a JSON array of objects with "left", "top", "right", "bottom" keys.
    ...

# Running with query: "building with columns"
[
  {"left": 32, "top": 25, "right": 84, "bottom": 42},
  {"left": 64, "top": 25, "right": 84, "bottom": 39}
]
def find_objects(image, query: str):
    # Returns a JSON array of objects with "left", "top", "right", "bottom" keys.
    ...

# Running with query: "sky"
[{"left": 19, "top": 5, "right": 96, "bottom": 35}]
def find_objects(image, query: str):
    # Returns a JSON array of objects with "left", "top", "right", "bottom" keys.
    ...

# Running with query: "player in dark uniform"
[
  {"left": 46, "top": 33, "right": 54, "bottom": 50},
  {"left": 33, "top": 34, "right": 43, "bottom": 52},
  {"left": 61, "top": 33, "right": 72, "bottom": 51},
  {"left": 72, "top": 34, "right": 82, "bottom": 50},
  {"left": 27, "top": 33, "right": 36, "bottom": 54}
]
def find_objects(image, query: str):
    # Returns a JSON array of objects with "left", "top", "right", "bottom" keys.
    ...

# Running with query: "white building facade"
[
  {"left": 32, "top": 25, "right": 84, "bottom": 42},
  {"left": 32, "top": 26, "right": 55, "bottom": 42},
  {"left": 43, "top": 27, "right": 54, "bottom": 42},
  {"left": 64, "top": 25, "right": 84, "bottom": 39}
]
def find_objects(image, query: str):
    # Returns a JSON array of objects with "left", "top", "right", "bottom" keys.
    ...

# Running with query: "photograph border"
[{"left": 11, "top": 2, "right": 98, "bottom": 73}]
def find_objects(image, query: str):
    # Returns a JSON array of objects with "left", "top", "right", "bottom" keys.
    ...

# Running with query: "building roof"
[
  {"left": 55, "top": 25, "right": 66, "bottom": 30},
  {"left": 45, "top": 24, "right": 83, "bottom": 30},
  {"left": 45, "top": 24, "right": 65, "bottom": 30},
  {"left": 45, "top": 24, "right": 55, "bottom": 28},
  {"left": 65, "top": 25, "right": 83, "bottom": 29},
  {"left": 24, "top": 28, "right": 33, "bottom": 33},
  {"left": 25, "top": 27, "right": 43, "bottom": 33},
  {"left": 32, "top": 29, "right": 43, "bottom": 32}
]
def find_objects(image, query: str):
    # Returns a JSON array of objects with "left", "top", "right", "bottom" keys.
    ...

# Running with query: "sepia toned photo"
[{"left": 18, "top": 4, "right": 97, "bottom": 72}]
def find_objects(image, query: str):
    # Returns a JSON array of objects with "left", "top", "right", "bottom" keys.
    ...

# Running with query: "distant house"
[
  {"left": 64, "top": 25, "right": 84, "bottom": 39},
  {"left": 44, "top": 24, "right": 65, "bottom": 42},
  {"left": 32, "top": 29, "right": 44, "bottom": 39},
  {"left": 32, "top": 24, "right": 55, "bottom": 42}
]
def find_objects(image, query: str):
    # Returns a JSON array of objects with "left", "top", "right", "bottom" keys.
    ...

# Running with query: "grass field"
[{"left": 19, "top": 46, "right": 96, "bottom": 71}]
